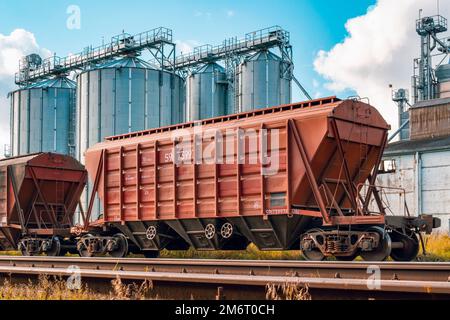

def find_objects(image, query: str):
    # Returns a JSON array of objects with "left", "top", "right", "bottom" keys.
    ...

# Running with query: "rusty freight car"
[
  {"left": 80, "top": 97, "right": 440, "bottom": 261},
  {"left": 0, "top": 153, "right": 87, "bottom": 255}
]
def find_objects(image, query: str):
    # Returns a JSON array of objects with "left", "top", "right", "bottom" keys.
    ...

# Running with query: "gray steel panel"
[
  {"left": 130, "top": 68, "right": 146, "bottom": 132},
  {"left": 100, "top": 69, "right": 116, "bottom": 140},
  {"left": 11, "top": 78, "right": 74, "bottom": 157},
  {"left": 236, "top": 51, "right": 291, "bottom": 112},
  {"left": 188, "top": 66, "right": 227, "bottom": 121},
  {"left": 115, "top": 68, "right": 130, "bottom": 135},
  {"left": 19, "top": 90, "right": 29, "bottom": 155},
  {"left": 146, "top": 70, "right": 160, "bottom": 128}
]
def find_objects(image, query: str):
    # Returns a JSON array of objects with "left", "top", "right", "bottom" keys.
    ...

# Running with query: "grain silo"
[
  {"left": 187, "top": 63, "right": 228, "bottom": 121},
  {"left": 75, "top": 56, "right": 184, "bottom": 163},
  {"left": 436, "top": 62, "right": 450, "bottom": 99},
  {"left": 9, "top": 77, "right": 76, "bottom": 157},
  {"left": 235, "top": 50, "right": 291, "bottom": 112}
]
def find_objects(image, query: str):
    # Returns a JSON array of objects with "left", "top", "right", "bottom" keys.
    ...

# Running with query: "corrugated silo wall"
[
  {"left": 236, "top": 52, "right": 291, "bottom": 113},
  {"left": 10, "top": 87, "right": 75, "bottom": 157},
  {"left": 188, "top": 66, "right": 228, "bottom": 121}
]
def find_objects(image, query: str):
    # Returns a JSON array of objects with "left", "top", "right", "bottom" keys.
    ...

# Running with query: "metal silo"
[
  {"left": 9, "top": 77, "right": 76, "bottom": 157},
  {"left": 235, "top": 50, "right": 291, "bottom": 112},
  {"left": 436, "top": 62, "right": 450, "bottom": 99},
  {"left": 75, "top": 56, "right": 184, "bottom": 163},
  {"left": 76, "top": 56, "right": 184, "bottom": 220},
  {"left": 187, "top": 63, "right": 228, "bottom": 121}
]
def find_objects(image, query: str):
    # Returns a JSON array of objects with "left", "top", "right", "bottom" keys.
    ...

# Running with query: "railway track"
[{"left": 0, "top": 256, "right": 449, "bottom": 299}]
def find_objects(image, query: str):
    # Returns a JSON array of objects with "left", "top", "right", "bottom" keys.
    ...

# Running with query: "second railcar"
[
  {"left": 0, "top": 153, "right": 86, "bottom": 255},
  {"left": 80, "top": 97, "right": 440, "bottom": 261}
]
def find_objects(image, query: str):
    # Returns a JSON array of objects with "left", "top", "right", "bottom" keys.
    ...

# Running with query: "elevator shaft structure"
[{"left": 413, "top": 15, "right": 449, "bottom": 102}]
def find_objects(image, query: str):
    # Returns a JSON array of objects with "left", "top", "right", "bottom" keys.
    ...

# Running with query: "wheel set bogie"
[{"left": 300, "top": 226, "right": 422, "bottom": 262}]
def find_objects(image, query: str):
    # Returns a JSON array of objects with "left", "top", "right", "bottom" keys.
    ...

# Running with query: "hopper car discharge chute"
[
  {"left": 0, "top": 153, "right": 87, "bottom": 256},
  {"left": 76, "top": 97, "right": 440, "bottom": 261}
]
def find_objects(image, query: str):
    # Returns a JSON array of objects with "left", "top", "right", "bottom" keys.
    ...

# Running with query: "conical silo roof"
[
  {"left": 96, "top": 56, "right": 156, "bottom": 70},
  {"left": 247, "top": 50, "right": 281, "bottom": 62},
  {"left": 194, "top": 63, "right": 225, "bottom": 74}
]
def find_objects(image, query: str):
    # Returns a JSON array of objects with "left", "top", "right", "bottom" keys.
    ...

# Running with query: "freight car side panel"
[{"left": 100, "top": 123, "right": 292, "bottom": 222}]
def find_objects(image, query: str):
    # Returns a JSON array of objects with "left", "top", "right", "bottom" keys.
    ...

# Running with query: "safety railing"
[{"left": 15, "top": 27, "right": 174, "bottom": 85}]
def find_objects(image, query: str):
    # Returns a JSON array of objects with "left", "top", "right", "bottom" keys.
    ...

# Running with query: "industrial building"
[{"left": 378, "top": 14, "right": 450, "bottom": 233}]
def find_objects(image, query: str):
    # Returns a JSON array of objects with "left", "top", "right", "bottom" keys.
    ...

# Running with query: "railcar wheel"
[
  {"left": 19, "top": 238, "right": 35, "bottom": 256},
  {"left": 45, "top": 237, "right": 61, "bottom": 257},
  {"left": 361, "top": 227, "right": 392, "bottom": 261},
  {"left": 300, "top": 229, "right": 326, "bottom": 261},
  {"left": 143, "top": 250, "right": 160, "bottom": 258},
  {"left": 390, "top": 230, "right": 420, "bottom": 261},
  {"left": 146, "top": 226, "right": 157, "bottom": 240},
  {"left": 205, "top": 224, "right": 216, "bottom": 240},
  {"left": 109, "top": 234, "right": 129, "bottom": 258},
  {"left": 77, "top": 234, "right": 94, "bottom": 257},
  {"left": 220, "top": 223, "right": 233, "bottom": 239}
]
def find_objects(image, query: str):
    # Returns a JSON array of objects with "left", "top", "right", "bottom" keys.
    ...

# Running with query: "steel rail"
[
  {"left": 1, "top": 257, "right": 449, "bottom": 299},
  {"left": 0, "top": 265, "right": 449, "bottom": 295},
  {"left": 0, "top": 257, "right": 449, "bottom": 282}
]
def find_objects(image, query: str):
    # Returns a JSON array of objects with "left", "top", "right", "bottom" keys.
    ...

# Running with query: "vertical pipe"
[
  {"left": 265, "top": 56, "right": 269, "bottom": 108},
  {"left": 53, "top": 88, "right": 57, "bottom": 152},
  {"left": 98, "top": 70, "right": 102, "bottom": 144},
  {"left": 144, "top": 69, "right": 148, "bottom": 128},
  {"left": 26, "top": 90, "right": 30, "bottom": 154},
  {"left": 128, "top": 68, "right": 132, "bottom": 133},
  {"left": 415, "top": 151, "right": 423, "bottom": 215}
]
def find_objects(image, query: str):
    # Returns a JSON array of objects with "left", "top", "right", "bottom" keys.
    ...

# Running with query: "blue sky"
[{"left": 0, "top": 0, "right": 376, "bottom": 101}]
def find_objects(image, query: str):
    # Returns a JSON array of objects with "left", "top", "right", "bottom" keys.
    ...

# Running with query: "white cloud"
[
  {"left": 314, "top": 0, "right": 450, "bottom": 132},
  {"left": 226, "top": 10, "right": 235, "bottom": 18},
  {"left": 0, "top": 29, "right": 51, "bottom": 157},
  {"left": 175, "top": 39, "right": 202, "bottom": 55}
]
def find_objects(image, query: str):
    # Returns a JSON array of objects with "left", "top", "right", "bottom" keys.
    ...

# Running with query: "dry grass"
[
  {"left": 266, "top": 282, "right": 311, "bottom": 300},
  {"left": 0, "top": 275, "right": 152, "bottom": 300}
]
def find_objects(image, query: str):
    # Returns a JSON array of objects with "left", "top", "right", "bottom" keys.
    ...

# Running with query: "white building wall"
[{"left": 377, "top": 150, "right": 450, "bottom": 233}]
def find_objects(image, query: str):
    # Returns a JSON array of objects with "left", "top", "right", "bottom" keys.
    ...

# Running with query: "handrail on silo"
[{"left": 15, "top": 26, "right": 175, "bottom": 85}]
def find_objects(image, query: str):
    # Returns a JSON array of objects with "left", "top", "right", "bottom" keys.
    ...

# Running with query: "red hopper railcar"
[
  {"left": 0, "top": 153, "right": 86, "bottom": 255},
  {"left": 76, "top": 97, "right": 440, "bottom": 260}
]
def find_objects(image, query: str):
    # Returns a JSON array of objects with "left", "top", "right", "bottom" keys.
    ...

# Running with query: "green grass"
[{"left": 159, "top": 244, "right": 302, "bottom": 260}]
